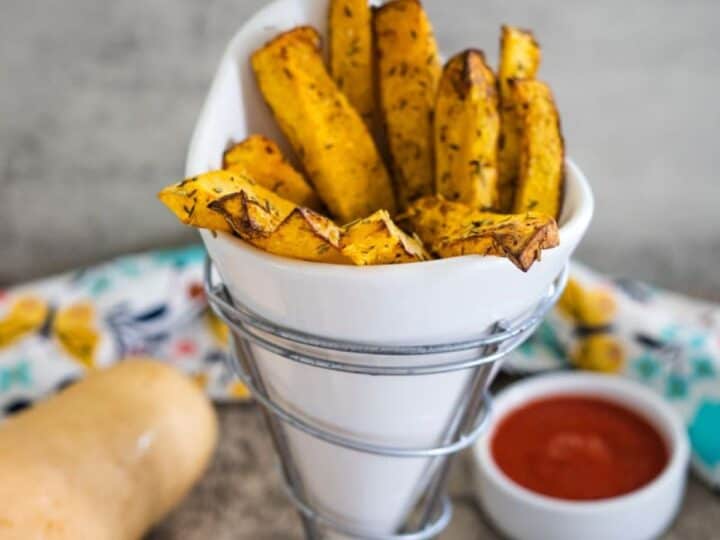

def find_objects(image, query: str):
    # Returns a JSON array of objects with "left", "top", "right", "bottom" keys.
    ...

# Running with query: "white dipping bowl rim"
[{"left": 473, "top": 372, "right": 689, "bottom": 519}]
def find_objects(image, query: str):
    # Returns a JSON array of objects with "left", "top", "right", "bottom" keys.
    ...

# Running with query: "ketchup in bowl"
[{"left": 491, "top": 395, "right": 668, "bottom": 501}]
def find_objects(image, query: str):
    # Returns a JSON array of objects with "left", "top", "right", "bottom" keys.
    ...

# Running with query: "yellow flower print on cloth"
[
  {"left": 556, "top": 277, "right": 626, "bottom": 373},
  {"left": 0, "top": 297, "right": 49, "bottom": 349},
  {"left": 0, "top": 245, "right": 255, "bottom": 419},
  {"left": 204, "top": 309, "right": 251, "bottom": 399},
  {"left": 52, "top": 302, "right": 100, "bottom": 370},
  {"left": 0, "top": 296, "right": 99, "bottom": 370},
  {"left": 205, "top": 310, "right": 229, "bottom": 347}
]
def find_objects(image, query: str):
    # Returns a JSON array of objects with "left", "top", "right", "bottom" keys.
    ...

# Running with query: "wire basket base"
[{"left": 206, "top": 258, "right": 568, "bottom": 539}]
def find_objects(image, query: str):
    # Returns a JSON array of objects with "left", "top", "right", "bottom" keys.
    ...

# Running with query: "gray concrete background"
[{"left": 1, "top": 0, "right": 719, "bottom": 295}]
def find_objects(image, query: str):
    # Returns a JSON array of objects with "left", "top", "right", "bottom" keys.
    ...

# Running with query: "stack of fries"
[{"left": 159, "top": 0, "right": 564, "bottom": 272}]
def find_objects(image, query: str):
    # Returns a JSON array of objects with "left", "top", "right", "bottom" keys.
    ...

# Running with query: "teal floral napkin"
[
  {"left": 507, "top": 262, "right": 720, "bottom": 489},
  {"left": 0, "top": 245, "right": 249, "bottom": 418}
]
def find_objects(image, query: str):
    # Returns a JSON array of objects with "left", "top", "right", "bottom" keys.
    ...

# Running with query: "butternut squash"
[{"left": 0, "top": 359, "right": 218, "bottom": 540}]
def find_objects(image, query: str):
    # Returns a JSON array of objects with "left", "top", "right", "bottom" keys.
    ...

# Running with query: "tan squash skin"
[{"left": 0, "top": 359, "right": 218, "bottom": 540}]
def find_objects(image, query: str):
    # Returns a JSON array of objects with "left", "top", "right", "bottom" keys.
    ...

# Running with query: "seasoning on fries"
[{"left": 159, "top": 2, "right": 568, "bottom": 272}]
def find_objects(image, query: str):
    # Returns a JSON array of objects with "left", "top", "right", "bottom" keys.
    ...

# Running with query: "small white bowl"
[{"left": 473, "top": 373, "right": 689, "bottom": 540}]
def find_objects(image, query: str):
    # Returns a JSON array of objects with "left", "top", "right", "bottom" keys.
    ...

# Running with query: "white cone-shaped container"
[{"left": 186, "top": 0, "right": 594, "bottom": 535}]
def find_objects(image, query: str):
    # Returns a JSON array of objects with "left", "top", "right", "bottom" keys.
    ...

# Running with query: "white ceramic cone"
[
  {"left": 246, "top": 345, "right": 481, "bottom": 535},
  {"left": 186, "top": 0, "right": 594, "bottom": 535}
]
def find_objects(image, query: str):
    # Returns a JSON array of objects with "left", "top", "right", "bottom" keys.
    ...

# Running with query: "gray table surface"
[
  {"left": 149, "top": 399, "right": 719, "bottom": 540},
  {"left": 2, "top": 0, "right": 719, "bottom": 537}
]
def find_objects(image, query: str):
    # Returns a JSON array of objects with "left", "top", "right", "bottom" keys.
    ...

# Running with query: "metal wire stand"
[{"left": 205, "top": 259, "right": 568, "bottom": 539}]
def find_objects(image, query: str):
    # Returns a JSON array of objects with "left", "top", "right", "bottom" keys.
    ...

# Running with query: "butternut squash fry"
[
  {"left": 374, "top": 0, "right": 441, "bottom": 208},
  {"left": 403, "top": 196, "right": 559, "bottom": 271},
  {"left": 512, "top": 80, "right": 565, "bottom": 219},
  {"left": 157, "top": 170, "right": 295, "bottom": 233},
  {"left": 341, "top": 210, "right": 428, "bottom": 265},
  {"left": 435, "top": 49, "right": 499, "bottom": 209},
  {"left": 209, "top": 193, "right": 350, "bottom": 264},
  {"left": 223, "top": 135, "right": 322, "bottom": 210},
  {"left": 251, "top": 26, "right": 395, "bottom": 223},
  {"left": 497, "top": 25, "right": 541, "bottom": 211},
  {"left": 328, "top": 0, "right": 375, "bottom": 125}
]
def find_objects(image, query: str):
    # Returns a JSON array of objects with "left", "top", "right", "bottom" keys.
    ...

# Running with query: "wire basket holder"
[{"left": 204, "top": 258, "right": 568, "bottom": 539}]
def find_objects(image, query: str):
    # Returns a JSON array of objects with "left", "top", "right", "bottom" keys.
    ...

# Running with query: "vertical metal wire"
[
  {"left": 410, "top": 326, "right": 499, "bottom": 532},
  {"left": 232, "top": 330, "right": 321, "bottom": 538}
]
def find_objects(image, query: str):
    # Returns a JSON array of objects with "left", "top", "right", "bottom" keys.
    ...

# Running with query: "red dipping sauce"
[{"left": 491, "top": 396, "right": 668, "bottom": 501}]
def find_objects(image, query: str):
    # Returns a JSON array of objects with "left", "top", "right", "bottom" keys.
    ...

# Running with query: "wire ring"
[
  {"left": 227, "top": 350, "right": 493, "bottom": 457},
  {"left": 213, "top": 297, "right": 538, "bottom": 376},
  {"left": 204, "top": 258, "right": 567, "bottom": 376},
  {"left": 204, "top": 257, "right": 568, "bottom": 358}
]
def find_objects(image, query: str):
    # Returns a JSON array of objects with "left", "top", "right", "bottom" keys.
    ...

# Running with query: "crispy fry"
[
  {"left": 498, "top": 26, "right": 541, "bottom": 100},
  {"left": 209, "top": 193, "right": 350, "bottom": 264},
  {"left": 374, "top": 0, "right": 441, "bottom": 208},
  {"left": 249, "top": 208, "right": 351, "bottom": 264},
  {"left": 251, "top": 26, "right": 395, "bottom": 223},
  {"left": 497, "top": 25, "right": 541, "bottom": 211},
  {"left": 512, "top": 80, "right": 564, "bottom": 218},
  {"left": 399, "top": 195, "right": 472, "bottom": 243},
  {"left": 223, "top": 135, "right": 322, "bottom": 209},
  {"left": 158, "top": 170, "right": 295, "bottom": 233},
  {"left": 329, "top": 0, "right": 375, "bottom": 125},
  {"left": 403, "top": 196, "right": 559, "bottom": 271},
  {"left": 341, "top": 210, "right": 428, "bottom": 265},
  {"left": 435, "top": 50, "right": 499, "bottom": 209},
  {"left": 205, "top": 188, "right": 290, "bottom": 237}
]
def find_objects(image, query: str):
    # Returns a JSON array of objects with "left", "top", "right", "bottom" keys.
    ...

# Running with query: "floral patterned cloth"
[
  {"left": 507, "top": 262, "right": 720, "bottom": 489},
  {"left": 0, "top": 245, "right": 249, "bottom": 418},
  {"left": 2, "top": 250, "right": 718, "bottom": 488}
]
